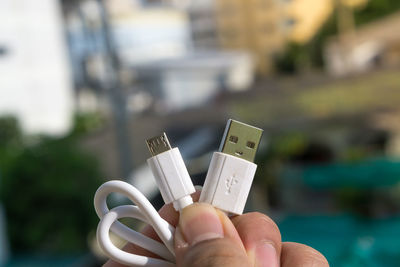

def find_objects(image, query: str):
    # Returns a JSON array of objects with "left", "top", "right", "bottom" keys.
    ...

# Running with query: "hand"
[{"left": 104, "top": 192, "right": 328, "bottom": 267}]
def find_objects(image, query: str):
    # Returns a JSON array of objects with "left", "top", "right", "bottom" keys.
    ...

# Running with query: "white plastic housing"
[
  {"left": 147, "top": 147, "right": 195, "bottom": 207},
  {"left": 199, "top": 152, "right": 257, "bottom": 215}
]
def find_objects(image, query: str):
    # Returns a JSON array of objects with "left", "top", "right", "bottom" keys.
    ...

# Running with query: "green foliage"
[
  {"left": 274, "top": 43, "right": 309, "bottom": 74},
  {"left": 275, "top": 13, "right": 338, "bottom": 73},
  {"left": 354, "top": 0, "right": 400, "bottom": 25},
  {"left": 307, "top": 12, "right": 338, "bottom": 68},
  {"left": 70, "top": 112, "right": 104, "bottom": 137},
  {"left": 335, "top": 188, "right": 373, "bottom": 216},
  {"left": 254, "top": 133, "right": 309, "bottom": 196},
  {"left": 0, "top": 115, "right": 104, "bottom": 254},
  {"left": 269, "top": 133, "right": 308, "bottom": 159},
  {"left": 0, "top": 116, "right": 22, "bottom": 149}
]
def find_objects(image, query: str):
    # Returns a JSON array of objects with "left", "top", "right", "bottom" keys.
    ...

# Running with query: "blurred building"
[
  {"left": 66, "top": 0, "right": 191, "bottom": 70},
  {"left": 184, "top": 0, "right": 218, "bottom": 49},
  {"left": 65, "top": 0, "right": 255, "bottom": 114},
  {"left": 215, "top": 0, "right": 285, "bottom": 74},
  {"left": 214, "top": 0, "right": 334, "bottom": 74},
  {"left": 103, "top": 0, "right": 193, "bottom": 66},
  {"left": 325, "top": 11, "right": 400, "bottom": 76},
  {"left": 0, "top": 0, "right": 73, "bottom": 135},
  {"left": 283, "top": 0, "right": 333, "bottom": 44},
  {"left": 142, "top": 0, "right": 219, "bottom": 49},
  {"left": 113, "top": 9, "right": 191, "bottom": 65},
  {"left": 340, "top": 0, "right": 368, "bottom": 9},
  {"left": 134, "top": 51, "right": 254, "bottom": 111}
]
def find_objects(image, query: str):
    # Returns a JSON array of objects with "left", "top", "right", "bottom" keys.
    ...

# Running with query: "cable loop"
[{"left": 94, "top": 180, "right": 176, "bottom": 266}]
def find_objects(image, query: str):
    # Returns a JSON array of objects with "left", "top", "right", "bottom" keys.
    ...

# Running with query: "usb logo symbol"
[{"left": 225, "top": 174, "right": 238, "bottom": 195}]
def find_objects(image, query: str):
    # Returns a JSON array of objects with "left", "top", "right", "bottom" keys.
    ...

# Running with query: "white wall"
[
  {"left": 0, "top": 0, "right": 73, "bottom": 135},
  {"left": 112, "top": 8, "right": 191, "bottom": 65}
]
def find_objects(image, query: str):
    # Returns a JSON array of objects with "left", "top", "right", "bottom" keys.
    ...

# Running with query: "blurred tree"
[
  {"left": 0, "top": 116, "right": 22, "bottom": 149},
  {"left": 274, "top": 43, "right": 310, "bottom": 74},
  {"left": 70, "top": 112, "right": 104, "bottom": 137},
  {"left": 0, "top": 117, "right": 23, "bottom": 183},
  {"left": 0, "top": 115, "right": 104, "bottom": 254},
  {"left": 275, "top": 14, "right": 338, "bottom": 72},
  {"left": 255, "top": 133, "right": 310, "bottom": 207},
  {"left": 335, "top": 188, "right": 373, "bottom": 216}
]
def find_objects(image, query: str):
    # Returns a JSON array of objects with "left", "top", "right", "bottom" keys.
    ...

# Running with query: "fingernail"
[
  {"left": 254, "top": 242, "right": 279, "bottom": 267},
  {"left": 179, "top": 203, "right": 224, "bottom": 246},
  {"left": 174, "top": 226, "right": 188, "bottom": 250}
]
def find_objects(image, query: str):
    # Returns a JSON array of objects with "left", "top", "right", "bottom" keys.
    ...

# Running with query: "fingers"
[
  {"left": 231, "top": 212, "right": 281, "bottom": 267},
  {"left": 102, "top": 190, "right": 329, "bottom": 267},
  {"left": 178, "top": 237, "right": 251, "bottom": 267},
  {"left": 175, "top": 203, "right": 250, "bottom": 267},
  {"left": 281, "top": 242, "right": 329, "bottom": 267},
  {"left": 141, "top": 190, "right": 202, "bottom": 241}
]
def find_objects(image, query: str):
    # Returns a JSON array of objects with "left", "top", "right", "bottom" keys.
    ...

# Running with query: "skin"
[{"left": 104, "top": 191, "right": 329, "bottom": 267}]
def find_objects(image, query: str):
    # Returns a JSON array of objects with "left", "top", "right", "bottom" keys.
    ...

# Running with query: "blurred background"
[{"left": 1, "top": 0, "right": 400, "bottom": 266}]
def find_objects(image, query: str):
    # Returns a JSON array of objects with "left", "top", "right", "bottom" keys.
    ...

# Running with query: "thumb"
[{"left": 174, "top": 203, "right": 250, "bottom": 267}]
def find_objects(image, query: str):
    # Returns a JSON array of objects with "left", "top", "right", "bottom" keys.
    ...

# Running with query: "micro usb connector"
[
  {"left": 146, "top": 133, "right": 172, "bottom": 156},
  {"left": 200, "top": 119, "right": 263, "bottom": 215},
  {"left": 146, "top": 133, "right": 195, "bottom": 211}
]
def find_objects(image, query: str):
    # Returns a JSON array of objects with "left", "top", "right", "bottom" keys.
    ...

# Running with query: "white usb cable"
[
  {"left": 146, "top": 134, "right": 195, "bottom": 211},
  {"left": 199, "top": 120, "right": 263, "bottom": 215},
  {"left": 94, "top": 133, "right": 195, "bottom": 266},
  {"left": 95, "top": 181, "right": 176, "bottom": 266},
  {"left": 94, "top": 120, "right": 263, "bottom": 266}
]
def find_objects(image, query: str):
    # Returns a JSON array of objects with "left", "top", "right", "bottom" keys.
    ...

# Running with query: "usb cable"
[
  {"left": 200, "top": 119, "right": 263, "bottom": 215},
  {"left": 146, "top": 133, "right": 196, "bottom": 211},
  {"left": 94, "top": 134, "right": 194, "bottom": 266},
  {"left": 94, "top": 120, "right": 262, "bottom": 266}
]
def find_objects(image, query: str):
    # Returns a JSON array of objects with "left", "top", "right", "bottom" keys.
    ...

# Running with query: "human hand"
[{"left": 104, "top": 192, "right": 328, "bottom": 267}]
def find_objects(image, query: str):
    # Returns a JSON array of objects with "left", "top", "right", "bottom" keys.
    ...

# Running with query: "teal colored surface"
[
  {"left": 278, "top": 215, "right": 400, "bottom": 266},
  {"left": 5, "top": 254, "right": 91, "bottom": 267},
  {"left": 302, "top": 158, "right": 400, "bottom": 189}
]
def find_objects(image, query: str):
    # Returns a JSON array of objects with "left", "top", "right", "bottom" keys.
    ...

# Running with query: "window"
[{"left": 0, "top": 45, "right": 9, "bottom": 57}]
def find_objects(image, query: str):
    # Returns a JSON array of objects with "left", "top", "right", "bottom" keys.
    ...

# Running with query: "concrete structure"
[
  {"left": 215, "top": 0, "right": 286, "bottom": 74},
  {"left": 214, "top": 0, "right": 335, "bottom": 74},
  {"left": 65, "top": 0, "right": 255, "bottom": 115},
  {"left": 138, "top": 0, "right": 335, "bottom": 74},
  {"left": 133, "top": 51, "right": 254, "bottom": 111},
  {"left": 185, "top": 0, "right": 218, "bottom": 49},
  {"left": 0, "top": 0, "right": 73, "bottom": 135},
  {"left": 141, "top": 0, "right": 219, "bottom": 49},
  {"left": 325, "top": 12, "right": 400, "bottom": 76},
  {"left": 111, "top": 8, "right": 192, "bottom": 65}
]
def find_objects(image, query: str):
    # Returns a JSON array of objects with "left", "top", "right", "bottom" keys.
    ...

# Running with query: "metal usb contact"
[
  {"left": 146, "top": 132, "right": 172, "bottom": 156},
  {"left": 219, "top": 119, "right": 263, "bottom": 162}
]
